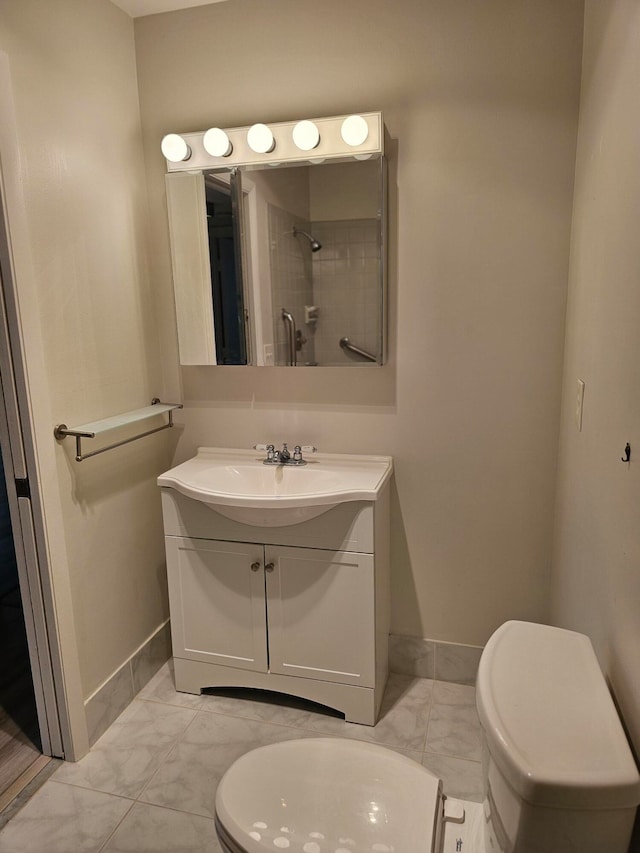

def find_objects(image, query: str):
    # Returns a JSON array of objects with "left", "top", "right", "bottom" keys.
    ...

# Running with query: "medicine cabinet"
[{"left": 163, "top": 113, "right": 387, "bottom": 367}]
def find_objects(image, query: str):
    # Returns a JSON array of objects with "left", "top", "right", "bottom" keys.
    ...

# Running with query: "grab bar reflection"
[
  {"left": 339, "top": 337, "right": 377, "bottom": 363},
  {"left": 282, "top": 308, "right": 297, "bottom": 366}
]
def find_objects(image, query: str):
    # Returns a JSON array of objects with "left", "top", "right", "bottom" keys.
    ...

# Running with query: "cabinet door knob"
[
  {"left": 265, "top": 562, "right": 275, "bottom": 573},
  {"left": 250, "top": 561, "right": 261, "bottom": 572}
]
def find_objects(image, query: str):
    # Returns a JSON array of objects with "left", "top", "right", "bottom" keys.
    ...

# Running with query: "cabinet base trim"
[{"left": 173, "top": 657, "right": 386, "bottom": 726}]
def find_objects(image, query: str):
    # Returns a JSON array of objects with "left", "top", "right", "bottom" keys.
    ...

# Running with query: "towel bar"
[{"left": 54, "top": 398, "right": 183, "bottom": 462}]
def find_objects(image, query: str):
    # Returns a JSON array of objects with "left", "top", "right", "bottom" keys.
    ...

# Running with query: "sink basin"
[{"left": 158, "top": 447, "right": 393, "bottom": 526}]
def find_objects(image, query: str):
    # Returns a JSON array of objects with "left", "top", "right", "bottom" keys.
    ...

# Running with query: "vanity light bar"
[{"left": 161, "top": 112, "right": 383, "bottom": 172}]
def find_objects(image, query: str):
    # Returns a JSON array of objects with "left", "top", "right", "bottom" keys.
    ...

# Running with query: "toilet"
[{"left": 215, "top": 621, "right": 640, "bottom": 853}]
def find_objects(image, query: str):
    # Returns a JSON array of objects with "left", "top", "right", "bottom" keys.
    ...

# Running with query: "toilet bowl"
[{"left": 215, "top": 621, "right": 640, "bottom": 853}]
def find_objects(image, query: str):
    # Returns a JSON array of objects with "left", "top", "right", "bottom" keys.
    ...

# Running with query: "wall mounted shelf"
[{"left": 54, "top": 398, "right": 183, "bottom": 462}]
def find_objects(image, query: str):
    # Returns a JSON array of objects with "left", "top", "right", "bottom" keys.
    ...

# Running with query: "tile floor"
[{"left": 0, "top": 663, "right": 484, "bottom": 852}]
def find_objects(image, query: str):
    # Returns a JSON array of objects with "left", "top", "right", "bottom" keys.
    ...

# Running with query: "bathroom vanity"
[{"left": 158, "top": 448, "right": 392, "bottom": 725}]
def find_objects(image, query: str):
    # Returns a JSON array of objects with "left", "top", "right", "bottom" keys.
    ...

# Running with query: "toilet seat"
[{"left": 215, "top": 738, "right": 442, "bottom": 853}]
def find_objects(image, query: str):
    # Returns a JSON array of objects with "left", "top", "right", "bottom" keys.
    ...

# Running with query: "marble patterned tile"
[
  {"left": 0, "top": 758, "right": 62, "bottom": 832},
  {"left": 385, "top": 744, "right": 424, "bottom": 764},
  {"left": 389, "top": 633, "right": 435, "bottom": 679},
  {"left": 379, "top": 671, "right": 435, "bottom": 712},
  {"left": 85, "top": 663, "right": 134, "bottom": 746},
  {"left": 102, "top": 802, "right": 221, "bottom": 852},
  {"left": 194, "top": 673, "right": 436, "bottom": 754},
  {"left": 53, "top": 699, "right": 197, "bottom": 799},
  {"left": 425, "top": 703, "right": 482, "bottom": 761},
  {"left": 435, "top": 642, "right": 483, "bottom": 686},
  {"left": 432, "top": 680, "right": 476, "bottom": 707},
  {"left": 131, "top": 622, "right": 172, "bottom": 695},
  {"left": 0, "top": 780, "right": 131, "bottom": 853},
  {"left": 422, "top": 752, "right": 484, "bottom": 802},
  {"left": 266, "top": 673, "right": 435, "bottom": 752},
  {"left": 98, "top": 698, "right": 195, "bottom": 746},
  {"left": 351, "top": 674, "right": 434, "bottom": 750},
  {"left": 140, "top": 711, "right": 312, "bottom": 818},
  {"left": 0, "top": 656, "right": 495, "bottom": 852},
  {"left": 135, "top": 661, "right": 202, "bottom": 710}
]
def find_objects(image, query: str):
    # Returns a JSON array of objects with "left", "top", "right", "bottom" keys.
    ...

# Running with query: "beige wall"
[
  {"left": 309, "top": 160, "right": 380, "bottom": 222},
  {"left": 136, "top": 0, "right": 584, "bottom": 645},
  {"left": 0, "top": 0, "right": 171, "bottom": 706},
  {"left": 551, "top": 0, "right": 640, "bottom": 753}
]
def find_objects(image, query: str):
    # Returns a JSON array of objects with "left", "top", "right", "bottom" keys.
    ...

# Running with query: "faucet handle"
[
  {"left": 292, "top": 445, "right": 316, "bottom": 464},
  {"left": 254, "top": 443, "right": 276, "bottom": 461}
]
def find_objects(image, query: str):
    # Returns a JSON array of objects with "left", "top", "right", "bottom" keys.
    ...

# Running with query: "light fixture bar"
[{"left": 162, "top": 112, "right": 383, "bottom": 172}]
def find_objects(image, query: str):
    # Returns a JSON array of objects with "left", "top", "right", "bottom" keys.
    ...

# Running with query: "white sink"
[{"left": 157, "top": 447, "right": 393, "bottom": 526}]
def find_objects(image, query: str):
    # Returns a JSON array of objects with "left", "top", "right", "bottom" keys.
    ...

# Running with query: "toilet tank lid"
[{"left": 476, "top": 621, "right": 640, "bottom": 810}]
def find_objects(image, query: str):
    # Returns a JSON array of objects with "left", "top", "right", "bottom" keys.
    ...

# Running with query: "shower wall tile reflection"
[
  {"left": 312, "top": 218, "right": 380, "bottom": 366},
  {"left": 268, "top": 203, "right": 316, "bottom": 366},
  {"left": 267, "top": 208, "right": 380, "bottom": 367}
]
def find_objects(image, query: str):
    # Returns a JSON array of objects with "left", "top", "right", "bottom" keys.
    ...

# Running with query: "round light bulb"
[
  {"left": 160, "top": 133, "right": 191, "bottom": 162},
  {"left": 292, "top": 120, "right": 320, "bottom": 151},
  {"left": 203, "top": 127, "right": 232, "bottom": 157},
  {"left": 340, "top": 115, "right": 369, "bottom": 147},
  {"left": 247, "top": 123, "right": 275, "bottom": 154}
]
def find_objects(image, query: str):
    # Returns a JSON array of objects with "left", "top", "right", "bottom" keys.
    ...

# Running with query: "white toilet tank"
[{"left": 476, "top": 621, "right": 640, "bottom": 853}]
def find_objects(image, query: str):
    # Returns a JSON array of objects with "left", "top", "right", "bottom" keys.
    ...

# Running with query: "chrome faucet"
[
  {"left": 278, "top": 443, "right": 291, "bottom": 463},
  {"left": 254, "top": 443, "right": 317, "bottom": 466}
]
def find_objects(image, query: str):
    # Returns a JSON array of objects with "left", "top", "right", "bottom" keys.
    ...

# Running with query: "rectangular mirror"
[{"left": 165, "top": 143, "right": 387, "bottom": 367}]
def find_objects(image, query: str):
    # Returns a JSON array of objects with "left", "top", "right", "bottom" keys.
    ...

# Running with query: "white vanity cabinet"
[
  {"left": 160, "top": 484, "right": 390, "bottom": 725},
  {"left": 165, "top": 537, "right": 268, "bottom": 673}
]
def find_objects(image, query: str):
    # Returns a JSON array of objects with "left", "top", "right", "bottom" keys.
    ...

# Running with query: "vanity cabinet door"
[
  {"left": 166, "top": 537, "right": 267, "bottom": 672},
  {"left": 265, "top": 546, "right": 375, "bottom": 687}
]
